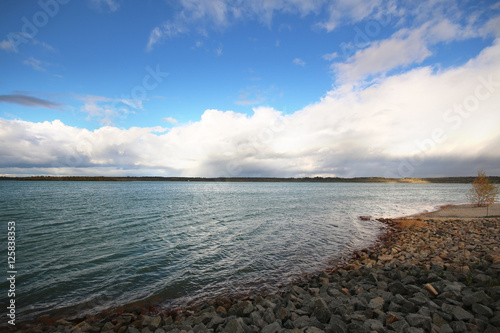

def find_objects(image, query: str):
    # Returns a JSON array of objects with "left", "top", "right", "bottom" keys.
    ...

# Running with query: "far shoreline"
[{"left": 1, "top": 175, "right": 500, "bottom": 183}]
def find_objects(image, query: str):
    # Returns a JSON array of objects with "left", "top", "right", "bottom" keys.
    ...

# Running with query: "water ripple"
[{"left": 0, "top": 181, "right": 468, "bottom": 321}]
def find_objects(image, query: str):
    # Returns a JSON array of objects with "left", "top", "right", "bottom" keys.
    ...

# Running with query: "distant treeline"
[{"left": 1, "top": 176, "right": 499, "bottom": 183}]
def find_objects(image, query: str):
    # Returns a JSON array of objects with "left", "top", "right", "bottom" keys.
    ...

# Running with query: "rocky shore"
[{"left": 9, "top": 207, "right": 500, "bottom": 333}]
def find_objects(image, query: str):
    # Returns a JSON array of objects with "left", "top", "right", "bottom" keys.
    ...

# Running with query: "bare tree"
[{"left": 468, "top": 170, "right": 499, "bottom": 216}]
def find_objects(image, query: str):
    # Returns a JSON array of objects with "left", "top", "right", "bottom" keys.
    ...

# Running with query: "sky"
[{"left": 0, "top": 0, "right": 499, "bottom": 178}]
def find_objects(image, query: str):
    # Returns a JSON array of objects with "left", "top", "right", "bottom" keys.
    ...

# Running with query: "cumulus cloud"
[
  {"left": 2, "top": 39, "right": 500, "bottom": 177},
  {"left": 0, "top": 94, "right": 63, "bottom": 109}
]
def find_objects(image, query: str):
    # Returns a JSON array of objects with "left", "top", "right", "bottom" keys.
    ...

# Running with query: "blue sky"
[{"left": 1, "top": 0, "right": 500, "bottom": 177}]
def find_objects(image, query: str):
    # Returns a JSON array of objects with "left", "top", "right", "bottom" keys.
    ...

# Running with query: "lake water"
[{"left": 0, "top": 181, "right": 469, "bottom": 321}]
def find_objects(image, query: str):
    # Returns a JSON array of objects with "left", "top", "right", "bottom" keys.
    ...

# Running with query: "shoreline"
[{"left": 5, "top": 204, "right": 500, "bottom": 332}]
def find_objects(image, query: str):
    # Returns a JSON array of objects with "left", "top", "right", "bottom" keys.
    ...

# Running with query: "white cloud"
[
  {"left": 146, "top": 22, "right": 189, "bottom": 52},
  {"left": 23, "top": 57, "right": 48, "bottom": 72},
  {"left": 318, "top": 0, "right": 383, "bottom": 32},
  {"left": 330, "top": 14, "right": 497, "bottom": 84},
  {"left": 0, "top": 33, "right": 55, "bottom": 54},
  {"left": 292, "top": 58, "right": 306, "bottom": 66},
  {"left": 333, "top": 29, "right": 431, "bottom": 82},
  {"left": 2, "top": 39, "right": 500, "bottom": 177},
  {"left": 90, "top": 0, "right": 120, "bottom": 12},
  {"left": 322, "top": 52, "right": 338, "bottom": 61},
  {"left": 146, "top": 0, "right": 325, "bottom": 51},
  {"left": 162, "top": 117, "right": 178, "bottom": 124},
  {"left": 0, "top": 39, "right": 16, "bottom": 52},
  {"left": 78, "top": 95, "right": 141, "bottom": 125}
]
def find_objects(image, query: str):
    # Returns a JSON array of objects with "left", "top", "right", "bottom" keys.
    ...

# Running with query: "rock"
[
  {"left": 451, "top": 306, "right": 474, "bottom": 321},
  {"left": 275, "top": 307, "right": 290, "bottom": 321},
  {"left": 223, "top": 318, "right": 245, "bottom": 333},
  {"left": 192, "top": 323, "right": 208, "bottom": 333},
  {"left": 449, "top": 321, "right": 467, "bottom": 333},
  {"left": 363, "top": 319, "right": 384, "bottom": 333},
  {"left": 386, "top": 312, "right": 399, "bottom": 326},
  {"left": 472, "top": 303, "right": 493, "bottom": 317},
  {"left": 489, "top": 312, "right": 500, "bottom": 327},
  {"left": 142, "top": 315, "right": 162, "bottom": 330},
  {"left": 443, "top": 282, "right": 465, "bottom": 294},
  {"left": 263, "top": 308, "right": 276, "bottom": 324},
  {"left": 125, "top": 327, "right": 140, "bottom": 333},
  {"left": 305, "top": 327, "right": 325, "bottom": 333},
  {"left": 406, "top": 328, "right": 425, "bottom": 333},
  {"left": 405, "top": 314, "right": 432, "bottom": 330},
  {"left": 293, "top": 315, "right": 311, "bottom": 329},
  {"left": 328, "top": 315, "right": 347, "bottom": 333},
  {"left": 463, "top": 290, "right": 490, "bottom": 306},
  {"left": 261, "top": 321, "right": 281, "bottom": 333},
  {"left": 368, "top": 297, "right": 384, "bottom": 310},
  {"left": 310, "top": 298, "right": 331, "bottom": 324},
  {"left": 432, "top": 313, "right": 448, "bottom": 327},
  {"left": 292, "top": 286, "right": 307, "bottom": 295},
  {"left": 102, "top": 322, "right": 115, "bottom": 331},
  {"left": 388, "top": 319, "right": 409, "bottom": 332},
  {"left": 388, "top": 281, "right": 409, "bottom": 295},
  {"left": 250, "top": 311, "right": 267, "bottom": 328}
]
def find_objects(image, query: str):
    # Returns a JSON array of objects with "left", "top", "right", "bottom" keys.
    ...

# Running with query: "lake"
[{"left": 0, "top": 181, "right": 469, "bottom": 321}]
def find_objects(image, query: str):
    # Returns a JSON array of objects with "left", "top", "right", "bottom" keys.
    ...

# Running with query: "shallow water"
[{"left": 0, "top": 181, "right": 468, "bottom": 321}]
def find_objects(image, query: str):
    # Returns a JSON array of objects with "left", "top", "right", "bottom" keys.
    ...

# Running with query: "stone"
[
  {"left": 292, "top": 286, "right": 307, "bottom": 295},
  {"left": 328, "top": 315, "right": 347, "bottom": 333},
  {"left": 223, "top": 318, "right": 244, "bottom": 333},
  {"left": 363, "top": 319, "right": 384, "bottom": 333},
  {"left": 405, "top": 314, "right": 432, "bottom": 330},
  {"left": 305, "top": 327, "right": 325, "bottom": 333},
  {"left": 192, "top": 323, "right": 208, "bottom": 333},
  {"left": 463, "top": 290, "right": 490, "bottom": 306},
  {"left": 388, "top": 319, "right": 409, "bottom": 332},
  {"left": 102, "top": 322, "right": 115, "bottom": 331},
  {"left": 293, "top": 315, "right": 311, "bottom": 329},
  {"left": 432, "top": 313, "right": 448, "bottom": 327},
  {"left": 472, "top": 303, "right": 493, "bottom": 317},
  {"left": 451, "top": 307, "right": 474, "bottom": 321},
  {"left": 125, "top": 327, "right": 140, "bottom": 333},
  {"left": 449, "top": 321, "right": 467, "bottom": 333},
  {"left": 263, "top": 308, "right": 276, "bottom": 324},
  {"left": 386, "top": 312, "right": 399, "bottom": 326},
  {"left": 489, "top": 312, "right": 500, "bottom": 327},
  {"left": 443, "top": 282, "right": 465, "bottom": 294},
  {"left": 142, "top": 315, "right": 162, "bottom": 330},
  {"left": 406, "top": 328, "right": 425, "bottom": 333},
  {"left": 261, "top": 321, "right": 281, "bottom": 333},
  {"left": 310, "top": 298, "right": 331, "bottom": 324},
  {"left": 388, "top": 281, "right": 409, "bottom": 295}
]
